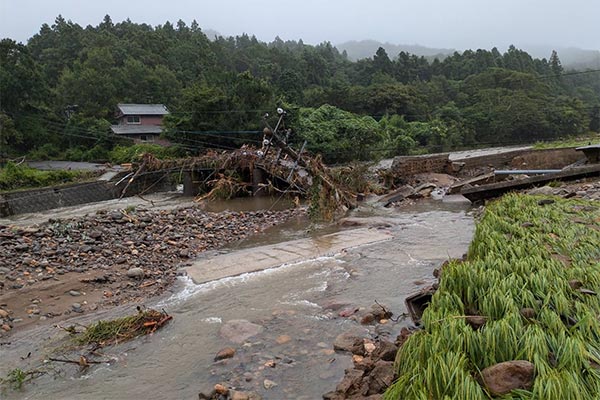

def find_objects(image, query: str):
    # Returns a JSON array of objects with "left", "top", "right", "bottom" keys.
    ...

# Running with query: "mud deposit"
[{"left": 1, "top": 200, "right": 474, "bottom": 399}]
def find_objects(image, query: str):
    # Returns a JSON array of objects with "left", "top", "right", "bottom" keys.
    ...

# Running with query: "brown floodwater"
[{"left": 1, "top": 197, "right": 474, "bottom": 400}]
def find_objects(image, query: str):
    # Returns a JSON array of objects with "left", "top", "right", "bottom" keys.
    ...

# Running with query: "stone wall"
[
  {"left": 391, "top": 153, "right": 450, "bottom": 176},
  {"left": 0, "top": 181, "right": 117, "bottom": 217},
  {"left": 0, "top": 171, "right": 173, "bottom": 218}
]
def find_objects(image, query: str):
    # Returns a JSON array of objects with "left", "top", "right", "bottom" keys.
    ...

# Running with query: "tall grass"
[
  {"left": 385, "top": 194, "right": 600, "bottom": 399},
  {"left": 0, "top": 162, "right": 85, "bottom": 191}
]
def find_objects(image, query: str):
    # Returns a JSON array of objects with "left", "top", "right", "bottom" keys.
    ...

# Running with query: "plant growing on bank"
[
  {"left": 386, "top": 194, "right": 600, "bottom": 399},
  {"left": 108, "top": 144, "right": 186, "bottom": 164},
  {"left": 1, "top": 368, "right": 45, "bottom": 391},
  {"left": 532, "top": 132, "right": 600, "bottom": 150},
  {"left": 0, "top": 162, "right": 88, "bottom": 191}
]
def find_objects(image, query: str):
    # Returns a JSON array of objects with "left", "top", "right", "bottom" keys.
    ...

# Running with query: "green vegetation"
[
  {"left": 533, "top": 133, "right": 600, "bottom": 149},
  {"left": 108, "top": 144, "right": 185, "bottom": 164},
  {"left": 1, "top": 16, "right": 598, "bottom": 165},
  {"left": 0, "top": 162, "right": 88, "bottom": 191},
  {"left": 3, "top": 368, "right": 27, "bottom": 390},
  {"left": 0, "top": 368, "right": 44, "bottom": 391},
  {"left": 386, "top": 194, "right": 600, "bottom": 399},
  {"left": 75, "top": 309, "right": 171, "bottom": 346}
]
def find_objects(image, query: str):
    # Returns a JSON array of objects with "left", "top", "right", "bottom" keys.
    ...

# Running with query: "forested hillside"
[{"left": 1, "top": 15, "right": 599, "bottom": 163}]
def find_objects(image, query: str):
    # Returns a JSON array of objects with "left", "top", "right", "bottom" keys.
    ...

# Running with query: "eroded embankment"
[
  {"left": 386, "top": 194, "right": 600, "bottom": 399},
  {"left": 0, "top": 205, "right": 305, "bottom": 334}
]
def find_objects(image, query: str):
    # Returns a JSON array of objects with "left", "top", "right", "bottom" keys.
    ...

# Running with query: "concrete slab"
[{"left": 185, "top": 228, "right": 392, "bottom": 284}]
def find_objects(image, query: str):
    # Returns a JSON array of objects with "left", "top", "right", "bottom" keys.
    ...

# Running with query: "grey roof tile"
[
  {"left": 111, "top": 125, "right": 164, "bottom": 135},
  {"left": 117, "top": 104, "right": 169, "bottom": 115}
]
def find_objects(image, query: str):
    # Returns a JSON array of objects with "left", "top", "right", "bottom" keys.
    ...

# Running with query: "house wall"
[
  {"left": 117, "top": 115, "right": 164, "bottom": 126},
  {"left": 140, "top": 115, "right": 164, "bottom": 125}
]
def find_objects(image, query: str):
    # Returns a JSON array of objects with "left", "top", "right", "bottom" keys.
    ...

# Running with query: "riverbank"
[
  {"left": 0, "top": 197, "right": 474, "bottom": 399},
  {"left": 0, "top": 203, "right": 306, "bottom": 336},
  {"left": 385, "top": 193, "right": 600, "bottom": 399}
]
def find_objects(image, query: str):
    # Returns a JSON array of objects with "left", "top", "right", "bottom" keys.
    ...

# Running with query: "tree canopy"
[{"left": 1, "top": 16, "right": 599, "bottom": 163}]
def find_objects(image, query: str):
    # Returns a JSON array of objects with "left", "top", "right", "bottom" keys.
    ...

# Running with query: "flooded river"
[{"left": 1, "top": 196, "right": 474, "bottom": 399}]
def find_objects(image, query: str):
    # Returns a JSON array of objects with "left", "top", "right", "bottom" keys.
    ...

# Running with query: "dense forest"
[{"left": 1, "top": 15, "right": 599, "bottom": 164}]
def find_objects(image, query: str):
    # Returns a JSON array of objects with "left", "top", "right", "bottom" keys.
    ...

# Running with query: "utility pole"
[{"left": 261, "top": 108, "right": 355, "bottom": 210}]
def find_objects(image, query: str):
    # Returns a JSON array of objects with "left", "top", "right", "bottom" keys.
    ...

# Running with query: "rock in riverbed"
[
  {"left": 480, "top": 360, "right": 535, "bottom": 395},
  {"left": 220, "top": 320, "right": 264, "bottom": 344},
  {"left": 214, "top": 347, "right": 236, "bottom": 361},
  {"left": 0, "top": 206, "right": 305, "bottom": 333},
  {"left": 126, "top": 267, "right": 144, "bottom": 279}
]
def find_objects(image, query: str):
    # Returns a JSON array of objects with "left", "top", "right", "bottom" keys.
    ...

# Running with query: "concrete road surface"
[{"left": 185, "top": 228, "right": 392, "bottom": 284}]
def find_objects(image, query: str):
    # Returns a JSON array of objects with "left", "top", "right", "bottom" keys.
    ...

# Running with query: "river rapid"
[{"left": 1, "top": 196, "right": 474, "bottom": 400}]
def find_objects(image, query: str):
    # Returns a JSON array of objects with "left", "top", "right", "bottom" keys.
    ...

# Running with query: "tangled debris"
[{"left": 73, "top": 308, "right": 172, "bottom": 347}]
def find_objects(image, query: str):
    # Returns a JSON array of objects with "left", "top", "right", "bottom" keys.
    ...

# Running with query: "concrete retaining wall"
[
  {"left": 0, "top": 171, "right": 173, "bottom": 217},
  {"left": 455, "top": 147, "right": 582, "bottom": 172},
  {"left": 391, "top": 147, "right": 584, "bottom": 178},
  {"left": 391, "top": 154, "right": 450, "bottom": 176}
]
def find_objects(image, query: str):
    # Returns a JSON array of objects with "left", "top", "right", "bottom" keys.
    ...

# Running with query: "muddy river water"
[{"left": 1, "top": 195, "right": 474, "bottom": 400}]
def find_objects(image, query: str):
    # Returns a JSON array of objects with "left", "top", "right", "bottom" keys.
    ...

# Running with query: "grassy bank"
[
  {"left": 386, "top": 194, "right": 600, "bottom": 399},
  {"left": 0, "top": 162, "right": 89, "bottom": 191},
  {"left": 533, "top": 133, "right": 600, "bottom": 150}
]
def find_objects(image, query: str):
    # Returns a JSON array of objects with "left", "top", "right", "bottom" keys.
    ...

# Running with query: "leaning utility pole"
[{"left": 261, "top": 108, "right": 355, "bottom": 213}]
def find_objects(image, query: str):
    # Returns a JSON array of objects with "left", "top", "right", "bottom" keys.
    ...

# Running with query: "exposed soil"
[{"left": 0, "top": 205, "right": 306, "bottom": 337}]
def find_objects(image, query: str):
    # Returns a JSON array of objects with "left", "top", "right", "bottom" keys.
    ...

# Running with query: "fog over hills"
[
  {"left": 336, "top": 40, "right": 455, "bottom": 61},
  {"left": 336, "top": 39, "right": 600, "bottom": 70}
]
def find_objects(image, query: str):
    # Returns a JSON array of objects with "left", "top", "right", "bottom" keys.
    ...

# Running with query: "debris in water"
[{"left": 75, "top": 308, "right": 172, "bottom": 346}]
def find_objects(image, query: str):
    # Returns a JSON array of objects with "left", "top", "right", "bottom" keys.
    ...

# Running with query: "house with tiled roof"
[{"left": 111, "top": 104, "right": 171, "bottom": 146}]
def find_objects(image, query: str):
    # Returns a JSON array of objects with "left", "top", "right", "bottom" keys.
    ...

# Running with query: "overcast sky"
[{"left": 1, "top": 0, "right": 598, "bottom": 50}]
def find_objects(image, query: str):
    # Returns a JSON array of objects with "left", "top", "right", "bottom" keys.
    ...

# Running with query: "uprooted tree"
[{"left": 125, "top": 108, "right": 359, "bottom": 221}]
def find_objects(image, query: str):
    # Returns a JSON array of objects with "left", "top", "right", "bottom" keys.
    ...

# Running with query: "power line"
[{"left": 541, "top": 68, "right": 600, "bottom": 80}]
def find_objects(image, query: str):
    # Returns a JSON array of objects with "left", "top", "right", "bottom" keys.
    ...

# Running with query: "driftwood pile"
[{"left": 127, "top": 145, "right": 357, "bottom": 221}]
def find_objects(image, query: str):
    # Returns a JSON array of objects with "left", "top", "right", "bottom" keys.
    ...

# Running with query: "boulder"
[
  {"left": 480, "top": 360, "right": 535, "bottom": 396},
  {"left": 449, "top": 161, "right": 466, "bottom": 173},
  {"left": 276, "top": 335, "right": 291, "bottom": 345},
  {"left": 411, "top": 183, "right": 437, "bottom": 198},
  {"left": 359, "top": 312, "right": 376, "bottom": 325},
  {"left": 528, "top": 186, "right": 555, "bottom": 196},
  {"left": 339, "top": 307, "right": 359, "bottom": 318},
  {"left": 465, "top": 315, "right": 487, "bottom": 330},
  {"left": 372, "top": 340, "right": 398, "bottom": 362},
  {"left": 126, "top": 267, "right": 144, "bottom": 279},
  {"left": 214, "top": 384, "right": 228, "bottom": 395},
  {"left": 263, "top": 379, "right": 277, "bottom": 389},
  {"left": 230, "top": 391, "right": 262, "bottom": 400},
  {"left": 366, "top": 360, "right": 394, "bottom": 395},
  {"left": 322, "top": 391, "right": 345, "bottom": 400},
  {"left": 370, "top": 303, "right": 392, "bottom": 320},
  {"left": 335, "top": 368, "right": 364, "bottom": 395},
  {"left": 333, "top": 332, "right": 364, "bottom": 354},
  {"left": 520, "top": 308, "right": 536, "bottom": 319},
  {"left": 220, "top": 319, "right": 263, "bottom": 344},
  {"left": 214, "top": 347, "right": 236, "bottom": 361},
  {"left": 396, "top": 327, "right": 414, "bottom": 347}
]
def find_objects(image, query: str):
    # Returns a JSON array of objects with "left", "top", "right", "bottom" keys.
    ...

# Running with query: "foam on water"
[{"left": 157, "top": 255, "right": 341, "bottom": 307}]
